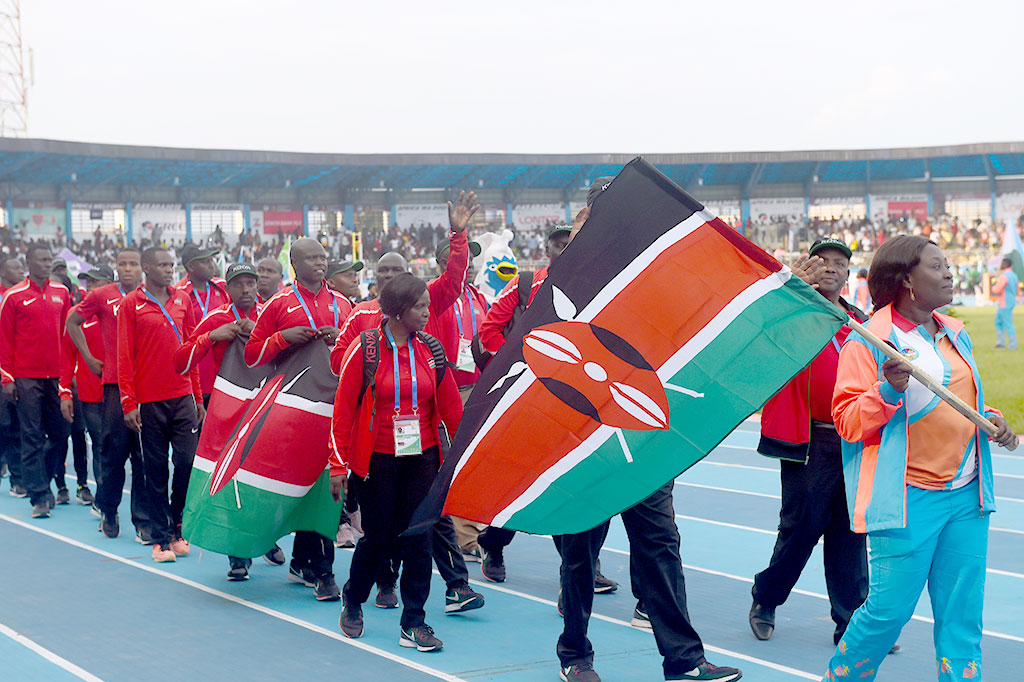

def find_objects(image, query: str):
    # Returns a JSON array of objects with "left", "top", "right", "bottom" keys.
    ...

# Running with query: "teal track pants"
[{"left": 823, "top": 484, "right": 987, "bottom": 681}]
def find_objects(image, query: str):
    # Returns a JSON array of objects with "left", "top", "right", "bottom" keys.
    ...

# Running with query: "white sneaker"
[{"left": 335, "top": 523, "right": 357, "bottom": 548}]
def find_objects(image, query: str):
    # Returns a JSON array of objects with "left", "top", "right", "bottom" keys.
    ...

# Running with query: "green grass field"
[{"left": 950, "top": 306, "right": 1024, "bottom": 433}]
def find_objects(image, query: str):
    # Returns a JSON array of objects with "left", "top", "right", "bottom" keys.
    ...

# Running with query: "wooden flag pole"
[{"left": 845, "top": 318, "right": 1018, "bottom": 451}]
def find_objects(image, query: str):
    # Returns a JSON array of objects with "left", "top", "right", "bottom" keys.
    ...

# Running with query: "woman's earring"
[
  {"left": 395, "top": 314, "right": 401, "bottom": 320},
  {"left": 909, "top": 286, "right": 916, "bottom": 302}
]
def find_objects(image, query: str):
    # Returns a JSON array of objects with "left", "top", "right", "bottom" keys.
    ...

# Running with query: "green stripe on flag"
[
  {"left": 503, "top": 277, "right": 844, "bottom": 534},
  {"left": 182, "top": 467, "right": 341, "bottom": 558}
]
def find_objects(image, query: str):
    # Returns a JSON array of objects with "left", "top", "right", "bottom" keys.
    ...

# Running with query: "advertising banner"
[
  {"left": 749, "top": 197, "right": 805, "bottom": 222},
  {"left": 252, "top": 209, "right": 303, "bottom": 236},
  {"left": 511, "top": 203, "right": 565, "bottom": 232},
  {"left": 702, "top": 200, "right": 742, "bottom": 221},
  {"left": 395, "top": 204, "right": 449, "bottom": 230},
  {"left": 134, "top": 203, "right": 186, "bottom": 243},
  {"left": 996, "top": 192, "right": 1024, "bottom": 227},
  {"left": 12, "top": 206, "right": 65, "bottom": 237},
  {"left": 870, "top": 194, "right": 928, "bottom": 221}
]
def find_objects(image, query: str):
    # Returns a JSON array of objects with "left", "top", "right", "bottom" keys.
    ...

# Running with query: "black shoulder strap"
[
  {"left": 416, "top": 331, "right": 449, "bottom": 386},
  {"left": 505, "top": 270, "right": 534, "bottom": 336},
  {"left": 358, "top": 329, "right": 379, "bottom": 406}
]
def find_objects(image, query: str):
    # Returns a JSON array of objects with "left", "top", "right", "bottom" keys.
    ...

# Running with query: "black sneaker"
[
  {"left": 100, "top": 512, "right": 119, "bottom": 538},
  {"left": 55, "top": 488, "right": 70, "bottom": 505},
  {"left": 667, "top": 661, "right": 742, "bottom": 680},
  {"left": 9, "top": 483, "right": 27, "bottom": 498},
  {"left": 481, "top": 547, "right": 506, "bottom": 583},
  {"left": 31, "top": 501, "right": 50, "bottom": 518},
  {"left": 76, "top": 485, "right": 94, "bottom": 505},
  {"left": 227, "top": 558, "right": 250, "bottom": 581},
  {"left": 90, "top": 502, "right": 102, "bottom": 518},
  {"left": 556, "top": 589, "right": 564, "bottom": 617},
  {"left": 47, "top": 490, "right": 56, "bottom": 510},
  {"left": 135, "top": 528, "right": 154, "bottom": 545},
  {"left": 399, "top": 624, "right": 443, "bottom": 652},
  {"left": 315, "top": 575, "right": 341, "bottom": 601},
  {"left": 339, "top": 600, "right": 364, "bottom": 639},
  {"left": 288, "top": 563, "right": 317, "bottom": 587},
  {"left": 630, "top": 600, "right": 653, "bottom": 631},
  {"left": 263, "top": 544, "right": 286, "bottom": 566},
  {"left": 560, "top": 662, "right": 600, "bottom": 682},
  {"left": 375, "top": 583, "right": 399, "bottom": 608},
  {"left": 593, "top": 571, "right": 618, "bottom": 594},
  {"left": 461, "top": 547, "right": 482, "bottom": 563},
  {"left": 445, "top": 581, "right": 484, "bottom": 614}
]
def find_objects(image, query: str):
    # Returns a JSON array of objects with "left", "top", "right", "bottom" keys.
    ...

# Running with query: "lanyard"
[
  {"left": 453, "top": 288, "right": 478, "bottom": 337},
  {"left": 231, "top": 304, "right": 242, "bottom": 323},
  {"left": 384, "top": 323, "right": 417, "bottom": 414},
  {"left": 293, "top": 284, "right": 340, "bottom": 329},
  {"left": 143, "top": 288, "right": 182, "bottom": 343},
  {"left": 193, "top": 284, "right": 211, "bottom": 317},
  {"left": 117, "top": 283, "right": 126, "bottom": 297}
]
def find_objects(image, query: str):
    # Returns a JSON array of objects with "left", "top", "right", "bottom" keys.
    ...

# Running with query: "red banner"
[
  {"left": 262, "top": 211, "right": 303, "bottom": 235},
  {"left": 886, "top": 200, "right": 927, "bottom": 221}
]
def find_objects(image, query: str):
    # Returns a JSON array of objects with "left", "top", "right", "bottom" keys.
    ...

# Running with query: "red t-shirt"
[
  {"left": 117, "top": 285, "right": 201, "bottom": 413},
  {"left": 0, "top": 277, "right": 71, "bottom": 384}
]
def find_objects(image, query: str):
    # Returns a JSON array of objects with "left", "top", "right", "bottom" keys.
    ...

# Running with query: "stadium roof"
[{"left": 2, "top": 138, "right": 1023, "bottom": 200}]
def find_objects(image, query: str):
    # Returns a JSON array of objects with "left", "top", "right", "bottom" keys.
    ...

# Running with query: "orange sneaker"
[
  {"left": 170, "top": 538, "right": 190, "bottom": 557},
  {"left": 152, "top": 544, "right": 177, "bottom": 563}
]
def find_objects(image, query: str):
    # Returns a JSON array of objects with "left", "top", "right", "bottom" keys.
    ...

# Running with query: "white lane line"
[
  {"left": 456, "top": 569, "right": 819, "bottom": 680},
  {"left": 674, "top": 480, "right": 780, "bottom": 500},
  {"left": 0, "top": 622, "right": 105, "bottom": 682},
  {"left": 598, "top": 546, "right": 1024, "bottom": 644},
  {"left": 673, "top": 478, "right": 1024, "bottom": 536},
  {"left": 987, "top": 568, "right": 1024, "bottom": 580},
  {"left": 996, "top": 495, "right": 1024, "bottom": 503},
  {"left": 675, "top": 513, "right": 778, "bottom": 537},
  {"left": 0, "top": 514, "right": 465, "bottom": 682},
  {"left": 698, "top": 461, "right": 777, "bottom": 473}
]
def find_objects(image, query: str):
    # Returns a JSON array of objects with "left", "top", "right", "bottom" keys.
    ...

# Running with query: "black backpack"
[
  {"left": 470, "top": 270, "right": 534, "bottom": 370},
  {"left": 357, "top": 329, "right": 449, "bottom": 412}
]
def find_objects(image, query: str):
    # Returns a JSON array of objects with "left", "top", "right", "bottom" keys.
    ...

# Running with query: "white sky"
[{"left": 21, "top": 0, "right": 1024, "bottom": 155}]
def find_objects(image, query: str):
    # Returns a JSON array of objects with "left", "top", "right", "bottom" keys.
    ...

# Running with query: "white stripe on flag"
[
  {"left": 213, "top": 375, "right": 263, "bottom": 401},
  {"left": 489, "top": 267, "right": 791, "bottom": 527},
  {"left": 275, "top": 392, "right": 333, "bottom": 418},
  {"left": 452, "top": 211, "right": 710, "bottom": 483},
  {"left": 195, "top": 453, "right": 322, "bottom": 497}
]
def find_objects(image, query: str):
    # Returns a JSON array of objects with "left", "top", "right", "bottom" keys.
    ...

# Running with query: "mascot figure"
[{"left": 472, "top": 229, "right": 518, "bottom": 302}]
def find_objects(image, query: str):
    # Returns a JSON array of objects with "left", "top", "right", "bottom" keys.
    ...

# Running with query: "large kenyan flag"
[
  {"left": 181, "top": 338, "right": 341, "bottom": 558},
  {"left": 412, "top": 157, "right": 848, "bottom": 536}
]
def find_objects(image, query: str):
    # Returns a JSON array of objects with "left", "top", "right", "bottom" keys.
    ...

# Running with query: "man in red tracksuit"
[
  {"left": 67, "top": 247, "right": 153, "bottom": 541},
  {"left": 0, "top": 245, "right": 72, "bottom": 518},
  {"left": 749, "top": 238, "right": 870, "bottom": 647},
  {"left": 119, "top": 246, "right": 204, "bottom": 563},
  {"left": 174, "top": 261, "right": 286, "bottom": 579},
  {"left": 177, "top": 243, "right": 230, "bottom": 405},
  {"left": 244, "top": 238, "right": 350, "bottom": 601},
  {"left": 58, "top": 265, "right": 112, "bottom": 506}
]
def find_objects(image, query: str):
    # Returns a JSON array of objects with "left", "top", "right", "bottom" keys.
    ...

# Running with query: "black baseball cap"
[
  {"left": 224, "top": 262, "right": 258, "bottom": 283},
  {"left": 808, "top": 238, "right": 852, "bottom": 259},
  {"left": 435, "top": 241, "right": 482, "bottom": 260},
  {"left": 586, "top": 176, "right": 615, "bottom": 207},
  {"left": 327, "top": 260, "right": 365, "bottom": 278},
  {"left": 180, "top": 243, "right": 220, "bottom": 265},
  {"left": 78, "top": 264, "right": 114, "bottom": 282},
  {"left": 547, "top": 225, "right": 572, "bottom": 241},
  {"left": 51, "top": 257, "right": 68, "bottom": 269}
]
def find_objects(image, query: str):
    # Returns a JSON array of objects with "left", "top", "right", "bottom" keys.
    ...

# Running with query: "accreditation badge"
[
  {"left": 393, "top": 414, "right": 422, "bottom": 456},
  {"left": 456, "top": 338, "right": 476, "bottom": 372}
]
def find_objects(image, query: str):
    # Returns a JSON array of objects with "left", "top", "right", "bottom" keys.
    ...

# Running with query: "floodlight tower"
[{"left": 0, "top": 0, "right": 27, "bottom": 137}]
